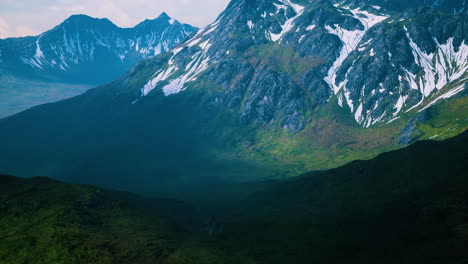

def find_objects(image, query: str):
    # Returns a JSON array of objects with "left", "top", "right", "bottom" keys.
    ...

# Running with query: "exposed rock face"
[
  {"left": 340, "top": 0, "right": 468, "bottom": 13},
  {"left": 398, "top": 110, "right": 430, "bottom": 145}
]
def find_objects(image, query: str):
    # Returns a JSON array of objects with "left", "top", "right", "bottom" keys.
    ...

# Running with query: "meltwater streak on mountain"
[{"left": 0, "top": 13, "right": 197, "bottom": 118}]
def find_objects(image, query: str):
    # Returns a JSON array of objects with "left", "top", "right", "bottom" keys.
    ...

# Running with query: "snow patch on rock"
[{"left": 270, "top": 1, "right": 304, "bottom": 42}]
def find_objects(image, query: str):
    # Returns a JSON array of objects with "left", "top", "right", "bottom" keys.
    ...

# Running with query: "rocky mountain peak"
[
  {"left": 157, "top": 11, "right": 171, "bottom": 20},
  {"left": 59, "top": 14, "right": 117, "bottom": 31},
  {"left": 135, "top": 12, "right": 178, "bottom": 28}
]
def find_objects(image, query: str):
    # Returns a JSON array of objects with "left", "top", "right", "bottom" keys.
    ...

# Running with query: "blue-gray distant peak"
[
  {"left": 0, "top": 13, "right": 198, "bottom": 84},
  {"left": 157, "top": 11, "right": 171, "bottom": 20}
]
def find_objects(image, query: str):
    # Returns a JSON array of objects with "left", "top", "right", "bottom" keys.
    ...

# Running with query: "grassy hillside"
[{"left": 0, "top": 175, "right": 249, "bottom": 264}]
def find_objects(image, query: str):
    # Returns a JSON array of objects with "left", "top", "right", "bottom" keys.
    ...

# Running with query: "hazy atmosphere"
[{"left": 0, "top": 0, "right": 230, "bottom": 38}]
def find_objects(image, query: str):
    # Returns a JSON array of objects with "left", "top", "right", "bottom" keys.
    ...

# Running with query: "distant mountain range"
[
  {"left": 0, "top": 0, "right": 466, "bottom": 193},
  {"left": 0, "top": 12, "right": 196, "bottom": 83},
  {"left": 0, "top": 12, "right": 197, "bottom": 117}
]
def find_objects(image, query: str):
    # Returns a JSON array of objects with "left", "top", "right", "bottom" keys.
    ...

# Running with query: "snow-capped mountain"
[
  {"left": 133, "top": 0, "right": 467, "bottom": 130},
  {"left": 0, "top": 12, "right": 197, "bottom": 84},
  {"left": 0, "top": 0, "right": 466, "bottom": 191}
]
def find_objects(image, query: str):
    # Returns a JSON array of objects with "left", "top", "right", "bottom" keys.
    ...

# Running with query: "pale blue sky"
[{"left": 0, "top": 0, "right": 231, "bottom": 38}]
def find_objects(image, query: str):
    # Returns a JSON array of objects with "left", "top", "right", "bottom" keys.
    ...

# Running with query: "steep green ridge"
[{"left": 216, "top": 130, "right": 468, "bottom": 263}]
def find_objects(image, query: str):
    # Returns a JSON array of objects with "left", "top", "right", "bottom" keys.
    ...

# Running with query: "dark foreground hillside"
[
  {"left": 0, "top": 175, "right": 246, "bottom": 264},
  {"left": 1, "top": 131, "right": 467, "bottom": 263},
  {"left": 219, "top": 131, "right": 468, "bottom": 263}
]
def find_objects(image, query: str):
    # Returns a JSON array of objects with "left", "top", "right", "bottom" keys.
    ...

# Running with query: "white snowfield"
[
  {"left": 324, "top": 4, "right": 389, "bottom": 127},
  {"left": 324, "top": 4, "right": 467, "bottom": 128},
  {"left": 141, "top": 20, "right": 220, "bottom": 97},
  {"left": 269, "top": 0, "right": 305, "bottom": 42}
]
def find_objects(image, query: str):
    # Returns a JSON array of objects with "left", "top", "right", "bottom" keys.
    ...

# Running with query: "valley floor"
[{"left": 0, "top": 76, "right": 92, "bottom": 118}]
